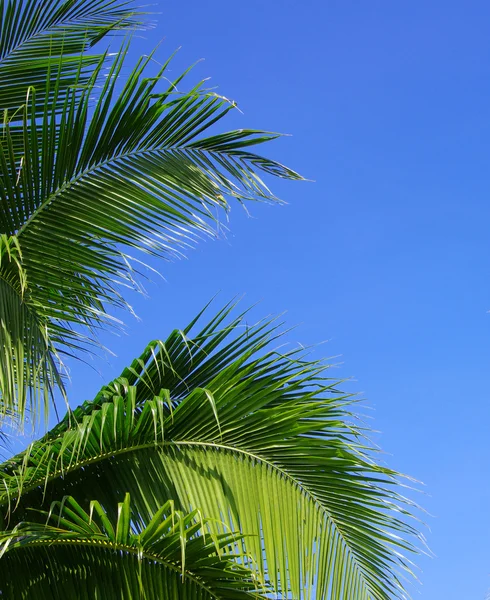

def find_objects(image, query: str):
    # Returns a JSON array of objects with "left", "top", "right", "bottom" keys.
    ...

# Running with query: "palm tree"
[{"left": 0, "top": 0, "right": 423, "bottom": 598}]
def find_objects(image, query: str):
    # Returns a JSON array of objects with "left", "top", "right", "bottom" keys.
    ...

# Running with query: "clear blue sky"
[{"left": 27, "top": 1, "right": 490, "bottom": 597}]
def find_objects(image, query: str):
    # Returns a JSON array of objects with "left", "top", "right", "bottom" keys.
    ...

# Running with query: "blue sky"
[{"left": 25, "top": 1, "right": 490, "bottom": 597}]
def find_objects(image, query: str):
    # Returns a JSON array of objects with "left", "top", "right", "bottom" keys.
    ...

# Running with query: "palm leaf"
[
  {"left": 0, "top": 303, "right": 422, "bottom": 599},
  {"left": 0, "top": 493, "right": 265, "bottom": 598},
  {"left": 0, "top": 43, "right": 301, "bottom": 421}
]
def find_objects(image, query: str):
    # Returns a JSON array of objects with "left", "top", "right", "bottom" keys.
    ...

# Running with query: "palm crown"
[{"left": 0, "top": 0, "right": 423, "bottom": 598}]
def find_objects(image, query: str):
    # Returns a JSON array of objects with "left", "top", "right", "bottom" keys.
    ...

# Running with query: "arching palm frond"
[
  {"left": 0, "top": 37, "right": 302, "bottom": 421},
  {"left": 0, "top": 493, "right": 264, "bottom": 599},
  {"left": 0, "top": 303, "right": 422, "bottom": 600}
]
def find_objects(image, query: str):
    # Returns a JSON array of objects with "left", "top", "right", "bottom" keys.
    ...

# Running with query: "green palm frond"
[
  {"left": 0, "top": 493, "right": 264, "bottom": 599},
  {"left": 0, "top": 32, "right": 301, "bottom": 421},
  {"left": 0, "top": 0, "right": 142, "bottom": 119},
  {"left": 0, "top": 303, "right": 422, "bottom": 599}
]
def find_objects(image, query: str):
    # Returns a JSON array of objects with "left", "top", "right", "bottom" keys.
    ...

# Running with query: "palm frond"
[
  {"left": 0, "top": 45, "right": 301, "bottom": 421},
  {"left": 0, "top": 493, "right": 264, "bottom": 599},
  {"left": 0, "top": 303, "right": 423, "bottom": 599}
]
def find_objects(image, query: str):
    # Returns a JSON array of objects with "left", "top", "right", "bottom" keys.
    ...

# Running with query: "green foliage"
[
  {"left": 0, "top": 0, "right": 141, "bottom": 118},
  {"left": 0, "top": 303, "right": 422, "bottom": 599},
  {"left": 0, "top": 1, "right": 423, "bottom": 597},
  {"left": 0, "top": 0, "right": 301, "bottom": 422},
  {"left": 0, "top": 0, "right": 141, "bottom": 418},
  {"left": 0, "top": 494, "right": 264, "bottom": 599}
]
